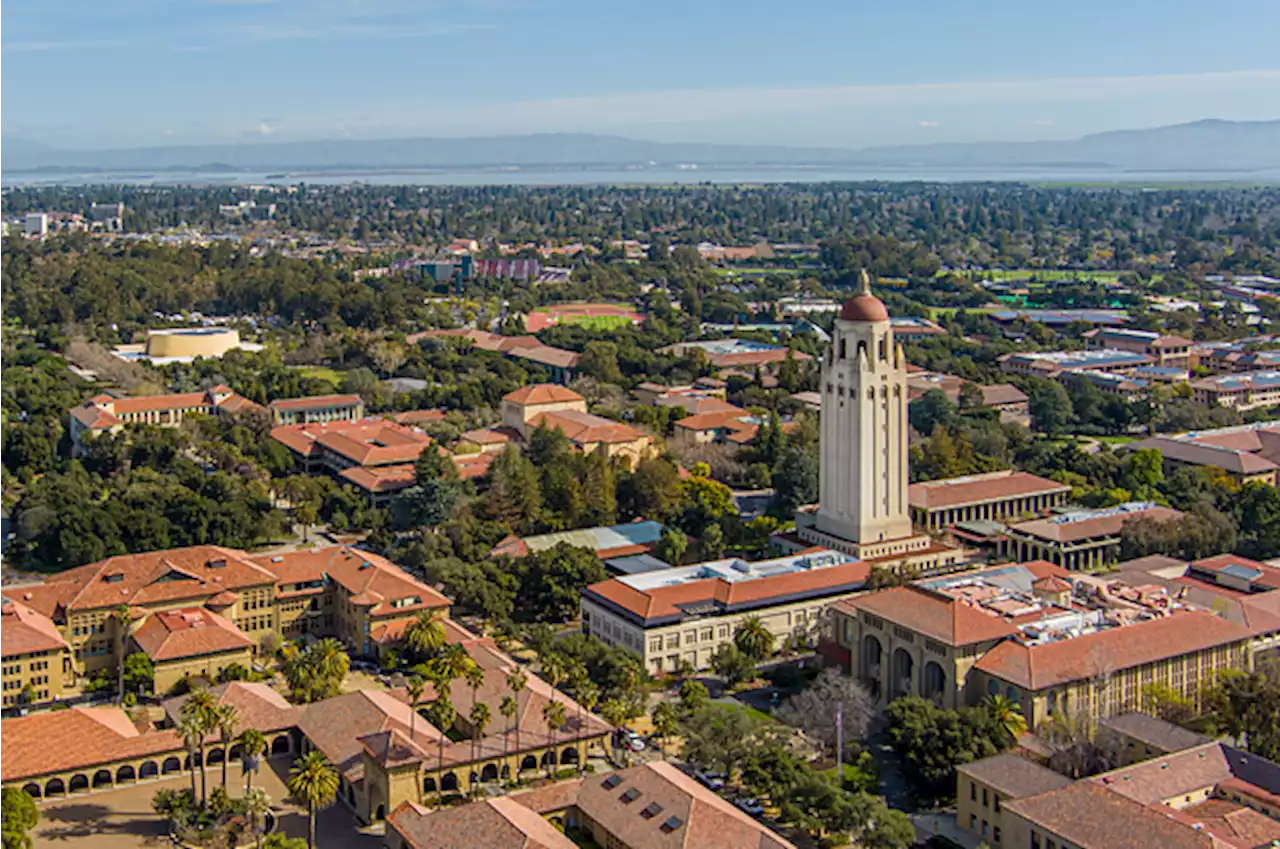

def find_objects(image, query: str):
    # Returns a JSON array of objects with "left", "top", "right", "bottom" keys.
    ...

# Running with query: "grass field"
[
  {"left": 953, "top": 269, "right": 1127, "bottom": 283},
  {"left": 293, "top": 365, "right": 345, "bottom": 386},
  {"left": 562, "top": 314, "right": 635, "bottom": 331},
  {"left": 713, "top": 266, "right": 805, "bottom": 277}
]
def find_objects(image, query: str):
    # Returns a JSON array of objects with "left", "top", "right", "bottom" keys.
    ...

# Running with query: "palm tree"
[
  {"left": 181, "top": 689, "right": 217, "bottom": 806},
  {"left": 984, "top": 694, "right": 1028, "bottom": 741},
  {"left": 243, "top": 786, "right": 271, "bottom": 849},
  {"left": 733, "top": 616, "right": 774, "bottom": 661},
  {"left": 238, "top": 728, "right": 268, "bottom": 793},
  {"left": 600, "top": 698, "right": 630, "bottom": 763},
  {"left": 540, "top": 653, "right": 566, "bottom": 695},
  {"left": 651, "top": 702, "right": 679, "bottom": 759},
  {"left": 506, "top": 668, "right": 528, "bottom": 766},
  {"left": 402, "top": 609, "right": 447, "bottom": 660},
  {"left": 112, "top": 604, "right": 131, "bottom": 704},
  {"left": 425, "top": 695, "right": 456, "bottom": 809},
  {"left": 311, "top": 638, "right": 350, "bottom": 699},
  {"left": 287, "top": 750, "right": 340, "bottom": 849},
  {"left": 499, "top": 695, "right": 518, "bottom": 762},
  {"left": 175, "top": 712, "right": 203, "bottom": 804},
  {"left": 406, "top": 676, "right": 427, "bottom": 743},
  {"left": 542, "top": 701, "right": 566, "bottom": 778},
  {"left": 469, "top": 701, "right": 491, "bottom": 794},
  {"left": 214, "top": 704, "right": 240, "bottom": 791},
  {"left": 463, "top": 664, "right": 484, "bottom": 715},
  {"left": 574, "top": 681, "right": 599, "bottom": 773}
]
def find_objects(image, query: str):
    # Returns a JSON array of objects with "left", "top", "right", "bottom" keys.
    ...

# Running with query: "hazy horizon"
[{"left": 5, "top": 0, "right": 1280, "bottom": 150}]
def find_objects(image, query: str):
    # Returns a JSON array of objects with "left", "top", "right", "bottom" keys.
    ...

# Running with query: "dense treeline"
[{"left": 6, "top": 185, "right": 1280, "bottom": 274}]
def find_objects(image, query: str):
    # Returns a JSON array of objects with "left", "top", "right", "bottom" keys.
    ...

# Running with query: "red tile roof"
[
  {"left": 908, "top": 470, "right": 1069, "bottom": 511},
  {"left": 270, "top": 418, "right": 433, "bottom": 465},
  {"left": 268, "top": 394, "right": 363, "bottom": 412},
  {"left": 504, "top": 384, "right": 585, "bottom": 406},
  {"left": 249, "top": 547, "right": 450, "bottom": 618},
  {"left": 389, "top": 797, "right": 578, "bottom": 849},
  {"left": 392, "top": 409, "right": 447, "bottom": 425},
  {"left": 530, "top": 410, "right": 649, "bottom": 446},
  {"left": 339, "top": 464, "right": 418, "bottom": 494},
  {"left": 0, "top": 706, "right": 184, "bottom": 782},
  {"left": 131, "top": 607, "right": 253, "bottom": 661},
  {"left": 1009, "top": 505, "right": 1182, "bottom": 544},
  {"left": 1004, "top": 781, "right": 1217, "bottom": 849},
  {"left": 973, "top": 611, "right": 1252, "bottom": 691},
  {"left": 163, "top": 682, "right": 298, "bottom": 732},
  {"left": 587, "top": 561, "right": 870, "bottom": 624},
  {"left": 834, "top": 586, "right": 1018, "bottom": 646},
  {"left": 0, "top": 597, "right": 70, "bottom": 657}
]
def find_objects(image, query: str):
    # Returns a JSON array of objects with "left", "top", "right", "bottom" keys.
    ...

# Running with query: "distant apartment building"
[
  {"left": 69, "top": 386, "right": 260, "bottom": 454},
  {"left": 23, "top": 213, "right": 48, "bottom": 237},
  {"left": 581, "top": 549, "right": 868, "bottom": 676},
  {"left": 989, "top": 308, "right": 1128, "bottom": 330},
  {"left": 268, "top": 394, "right": 366, "bottom": 425},
  {"left": 1191, "top": 370, "right": 1280, "bottom": 411},
  {"left": 1000, "top": 502, "right": 1183, "bottom": 570},
  {"left": 89, "top": 202, "right": 125, "bottom": 231},
  {"left": 491, "top": 520, "right": 669, "bottom": 562},
  {"left": 906, "top": 371, "right": 1029, "bottom": 420}
]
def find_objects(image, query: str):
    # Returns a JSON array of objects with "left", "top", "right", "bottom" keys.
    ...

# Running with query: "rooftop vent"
[
  {"left": 271, "top": 556, "right": 284, "bottom": 563},
  {"left": 208, "top": 559, "right": 227, "bottom": 569},
  {"left": 105, "top": 572, "right": 125, "bottom": 584},
  {"left": 601, "top": 775, "right": 623, "bottom": 790}
]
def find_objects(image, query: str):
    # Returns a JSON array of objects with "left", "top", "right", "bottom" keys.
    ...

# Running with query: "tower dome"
[{"left": 839, "top": 270, "right": 889, "bottom": 322}]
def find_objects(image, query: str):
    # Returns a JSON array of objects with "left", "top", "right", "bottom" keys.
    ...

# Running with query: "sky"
[{"left": 4, "top": 0, "right": 1280, "bottom": 149}]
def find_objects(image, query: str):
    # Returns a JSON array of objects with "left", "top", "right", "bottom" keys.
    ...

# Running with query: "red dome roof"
[{"left": 840, "top": 294, "right": 890, "bottom": 323}]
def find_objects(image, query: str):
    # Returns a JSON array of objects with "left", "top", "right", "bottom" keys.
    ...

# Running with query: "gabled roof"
[
  {"left": 0, "top": 706, "right": 183, "bottom": 782},
  {"left": 131, "top": 607, "right": 253, "bottom": 661},
  {"left": 163, "top": 681, "right": 298, "bottom": 732},
  {"left": 359, "top": 729, "right": 430, "bottom": 769},
  {"left": 530, "top": 410, "right": 648, "bottom": 446},
  {"left": 0, "top": 597, "right": 70, "bottom": 657},
  {"left": 834, "top": 586, "right": 1018, "bottom": 646},
  {"left": 388, "top": 797, "right": 578, "bottom": 849},
  {"left": 957, "top": 752, "right": 1072, "bottom": 799},
  {"left": 973, "top": 611, "right": 1252, "bottom": 691},
  {"left": 504, "top": 384, "right": 585, "bottom": 406},
  {"left": 574, "top": 761, "right": 797, "bottom": 849},
  {"left": 908, "top": 470, "right": 1069, "bottom": 511},
  {"left": 1004, "top": 781, "right": 1217, "bottom": 849},
  {"left": 250, "top": 547, "right": 449, "bottom": 618},
  {"left": 12, "top": 546, "right": 279, "bottom": 616}
]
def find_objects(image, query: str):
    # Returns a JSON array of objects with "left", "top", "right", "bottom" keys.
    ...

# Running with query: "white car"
[
  {"left": 735, "top": 798, "right": 765, "bottom": 816},
  {"left": 622, "top": 730, "right": 646, "bottom": 752}
]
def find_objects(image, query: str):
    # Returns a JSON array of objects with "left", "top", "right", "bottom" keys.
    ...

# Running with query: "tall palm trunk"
[
  {"left": 198, "top": 738, "right": 208, "bottom": 806},
  {"left": 188, "top": 746, "right": 198, "bottom": 801},
  {"left": 221, "top": 749, "right": 228, "bottom": 790},
  {"left": 308, "top": 802, "right": 317, "bottom": 849}
]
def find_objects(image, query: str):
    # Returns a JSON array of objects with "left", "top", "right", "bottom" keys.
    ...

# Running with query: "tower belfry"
[{"left": 797, "top": 270, "right": 937, "bottom": 562}]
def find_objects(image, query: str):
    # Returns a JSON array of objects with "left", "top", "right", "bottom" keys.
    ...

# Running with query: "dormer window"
[
  {"left": 207, "top": 559, "right": 227, "bottom": 569},
  {"left": 104, "top": 572, "right": 125, "bottom": 584}
]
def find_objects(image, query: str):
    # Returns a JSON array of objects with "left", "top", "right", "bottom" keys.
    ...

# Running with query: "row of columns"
[
  {"left": 919, "top": 492, "right": 1064, "bottom": 532},
  {"left": 1004, "top": 536, "right": 1112, "bottom": 571}
]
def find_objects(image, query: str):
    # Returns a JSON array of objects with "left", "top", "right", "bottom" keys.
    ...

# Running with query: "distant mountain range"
[{"left": 4, "top": 119, "right": 1279, "bottom": 174}]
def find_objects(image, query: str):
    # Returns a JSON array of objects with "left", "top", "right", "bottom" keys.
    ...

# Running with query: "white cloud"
[
  {"left": 246, "top": 122, "right": 275, "bottom": 136},
  {"left": 918, "top": 120, "right": 939, "bottom": 128}
]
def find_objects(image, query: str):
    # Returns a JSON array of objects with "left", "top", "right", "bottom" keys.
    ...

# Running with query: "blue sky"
[{"left": 4, "top": 0, "right": 1279, "bottom": 149}]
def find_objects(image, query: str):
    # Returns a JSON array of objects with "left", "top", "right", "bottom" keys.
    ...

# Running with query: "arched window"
[
  {"left": 878, "top": 338, "right": 887, "bottom": 360},
  {"left": 857, "top": 341, "right": 868, "bottom": 360}
]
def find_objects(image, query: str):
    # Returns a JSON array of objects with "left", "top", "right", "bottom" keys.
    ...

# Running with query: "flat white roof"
[{"left": 618, "top": 549, "right": 854, "bottom": 591}]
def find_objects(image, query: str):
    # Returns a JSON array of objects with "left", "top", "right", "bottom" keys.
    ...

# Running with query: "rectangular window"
[
  {"left": 983, "top": 789, "right": 989, "bottom": 808},
  {"left": 971, "top": 782, "right": 976, "bottom": 802},
  {"left": 970, "top": 814, "right": 977, "bottom": 830}
]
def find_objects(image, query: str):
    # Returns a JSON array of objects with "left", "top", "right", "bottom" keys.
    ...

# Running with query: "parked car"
[
  {"left": 621, "top": 729, "right": 647, "bottom": 752},
  {"left": 734, "top": 798, "right": 765, "bottom": 816},
  {"left": 695, "top": 771, "right": 725, "bottom": 791}
]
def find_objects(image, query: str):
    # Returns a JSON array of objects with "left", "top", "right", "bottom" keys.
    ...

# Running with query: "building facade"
[
  {"left": 1000, "top": 502, "right": 1183, "bottom": 570},
  {"left": 268, "top": 394, "right": 366, "bottom": 425},
  {"left": 581, "top": 550, "right": 869, "bottom": 676},
  {"left": 908, "top": 471, "right": 1071, "bottom": 533}
]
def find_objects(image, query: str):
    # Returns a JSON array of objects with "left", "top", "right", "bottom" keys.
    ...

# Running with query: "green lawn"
[
  {"left": 955, "top": 269, "right": 1127, "bottom": 283},
  {"left": 565, "top": 314, "right": 635, "bottom": 331},
  {"left": 293, "top": 365, "right": 345, "bottom": 386},
  {"left": 1092, "top": 434, "right": 1140, "bottom": 445},
  {"left": 719, "top": 700, "right": 777, "bottom": 725}
]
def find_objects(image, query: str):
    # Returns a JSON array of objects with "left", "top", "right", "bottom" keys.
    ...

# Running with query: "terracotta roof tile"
[
  {"left": 0, "top": 597, "right": 70, "bottom": 657},
  {"left": 1009, "top": 505, "right": 1182, "bottom": 544},
  {"left": 0, "top": 707, "right": 184, "bottom": 782},
  {"left": 131, "top": 607, "right": 253, "bottom": 661},
  {"left": 529, "top": 410, "right": 649, "bottom": 446},
  {"left": 973, "top": 611, "right": 1252, "bottom": 691},
  {"left": 834, "top": 586, "right": 1018, "bottom": 646},
  {"left": 268, "top": 394, "right": 363, "bottom": 412},
  {"left": 908, "top": 470, "right": 1069, "bottom": 511},
  {"left": 501, "top": 384, "right": 586, "bottom": 407},
  {"left": 163, "top": 682, "right": 298, "bottom": 732},
  {"left": 1004, "top": 781, "right": 1217, "bottom": 849},
  {"left": 389, "top": 797, "right": 578, "bottom": 849},
  {"left": 957, "top": 753, "right": 1072, "bottom": 799}
]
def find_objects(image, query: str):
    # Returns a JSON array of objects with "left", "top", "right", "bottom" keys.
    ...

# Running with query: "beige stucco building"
[{"left": 581, "top": 550, "right": 870, "bottom": 676}]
